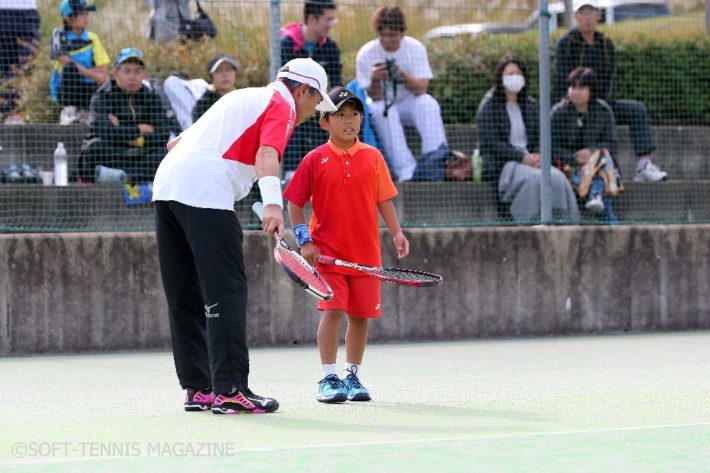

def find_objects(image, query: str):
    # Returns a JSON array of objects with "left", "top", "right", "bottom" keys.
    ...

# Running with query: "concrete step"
[
  {"left": 1, "top": 181, "right": 709, "bottom": 232},
  {"left": 2, "top": 124, "right": 708, "bottom": 181}
]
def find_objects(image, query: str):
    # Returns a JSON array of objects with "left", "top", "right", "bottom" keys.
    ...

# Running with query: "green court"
[{"left": 1, "top": 332, "right": 709, "bottom": 472}]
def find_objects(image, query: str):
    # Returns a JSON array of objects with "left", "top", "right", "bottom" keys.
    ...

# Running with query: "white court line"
[{"left": 2, "top": 421, "right": 709, "bottom": 466}]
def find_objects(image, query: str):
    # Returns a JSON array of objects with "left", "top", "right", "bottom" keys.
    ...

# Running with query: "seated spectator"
[
  {"left": 192, "top": 53, "right": 239, "bottom": 122},
  {"left": 50, "top": 0, "right": 109, "bottom": 125},
  {"left": 476, "top": 54, "right": 579, "bottom": 223},
  {"left": 555, "top": 0, "right": 667, "bottom": 182},
  {"left": 551, "top": 67, "right": 622, "bottom": 223},
  {"left": 355, "top": 6, "right": 448, "bottom": 181},
  {"left": 79, "top": 48, "right": 171, "bottom": 183},
  {"left": 280, "top": 0, "right": 342, "bottom": 180},
  {"left": 0, "top": 0, "right": 40, "bottom": 123},
  {"left": 162, "top": 73, "right": 208, "bottom": 130}
]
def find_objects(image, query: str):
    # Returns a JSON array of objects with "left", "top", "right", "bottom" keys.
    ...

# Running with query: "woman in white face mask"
[{"left": 475, "top": 54, "right": 580, "bottom": 224}]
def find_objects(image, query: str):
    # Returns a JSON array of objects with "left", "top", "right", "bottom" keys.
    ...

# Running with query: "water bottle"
[
  {"left": 472, "top": 148, "right": 482, "bottom": 182},
  {"left": 53, "top": 142, "right": 68, "bottom": 186}
]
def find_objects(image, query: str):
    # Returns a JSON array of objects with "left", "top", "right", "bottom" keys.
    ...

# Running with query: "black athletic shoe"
[
  {"left": 211, "top": 388, "right": 279, "bottom": 414},
  {"left": 184, "top": 388, "right": 215, "bottom": 412}
]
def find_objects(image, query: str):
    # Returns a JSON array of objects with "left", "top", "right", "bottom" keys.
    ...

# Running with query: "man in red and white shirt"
[{"left": 152, "top": 58, "right": 336, "bottom": 415}]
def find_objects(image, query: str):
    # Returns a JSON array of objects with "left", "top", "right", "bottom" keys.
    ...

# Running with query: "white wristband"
[{"left": 257, "top": 175, "right": 283, "bottom": 209}]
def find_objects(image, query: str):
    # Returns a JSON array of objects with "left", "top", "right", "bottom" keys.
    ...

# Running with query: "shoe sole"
[
  {"left": 347, "top": 392, "right": 371, "bottom": 402},
  {"left": 211, "top": 404, "right": 278, "bottom": 414},
  {"left": 634, "top": 175, "right": 668, "bottom": 182},
  {"left": 211, "top": 407, "right": 268, "bottom": 414},
  {"left": 184, "top": 404, "right": 212, "bottom": 412},
  {"left": 317, "top": 393, "right": 347, "bottom": 403}
]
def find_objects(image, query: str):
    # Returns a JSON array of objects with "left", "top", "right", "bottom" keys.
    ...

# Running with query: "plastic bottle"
[
  {"left": 53, "top": 142, "right": 68, "bottom": 186},
  {"left": 472, "top": 148, "right": 482, "bottom": 182}
]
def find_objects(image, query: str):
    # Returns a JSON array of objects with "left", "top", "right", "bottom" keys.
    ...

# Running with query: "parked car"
[{"left": 424, "top": 0, "right": 670, "bottom": 41}]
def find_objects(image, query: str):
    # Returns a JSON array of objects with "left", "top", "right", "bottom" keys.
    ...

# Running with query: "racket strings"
[
  {"left": 381, "top": 268, "right": 441, "bottom": 283},
  {"left": 275, "top": 246, "right": 332, "bottom": 295}
]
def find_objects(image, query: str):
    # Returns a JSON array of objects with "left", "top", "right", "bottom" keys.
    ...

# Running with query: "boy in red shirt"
[{"left": 284, "top": 86, "right": 409, "bottom": 403}]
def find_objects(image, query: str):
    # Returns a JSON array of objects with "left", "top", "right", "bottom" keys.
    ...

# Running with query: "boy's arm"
[
  {"left": 287, "top": 201, "right": 319, "bottom": 266},
  {"left": 378, "top": 199, "right": 409, "bottom": 259}
]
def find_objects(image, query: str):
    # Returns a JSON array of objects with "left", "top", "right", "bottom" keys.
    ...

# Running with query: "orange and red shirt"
[{"left": 284, "top": 138, "right": 397, "bottom": 274}]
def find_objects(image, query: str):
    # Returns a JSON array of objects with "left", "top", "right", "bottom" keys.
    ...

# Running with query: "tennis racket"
[
  {"left": 252, "top": 202, "right": 333, "bottom": 301},
  {"left": 317, "top": 256, "right": 443, "bottom": 287}
]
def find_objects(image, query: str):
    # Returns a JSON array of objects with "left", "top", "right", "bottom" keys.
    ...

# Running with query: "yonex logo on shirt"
[{"left": 321, "top": 157, "right": 329, "bottom": 164}]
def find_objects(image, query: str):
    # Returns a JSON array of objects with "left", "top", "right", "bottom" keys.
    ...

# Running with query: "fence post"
[
  {"left": 269, "top": 0, "right": 282, "bottom": 81},
  {"left": 538, "top": 0, "right": 553, "bottom": 224}
]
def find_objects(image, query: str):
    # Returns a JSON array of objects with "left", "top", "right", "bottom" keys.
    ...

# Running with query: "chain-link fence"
[{"left": 0, "top": 0, "right": 707, "bottom": 231}]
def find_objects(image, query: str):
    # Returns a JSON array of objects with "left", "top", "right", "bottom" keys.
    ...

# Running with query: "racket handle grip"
[
  {"left": 252, "top": 201, "right": 264, "bottom": 221},
  {"left": 318, "top": 255, "right": 336, "bottom": 265}
]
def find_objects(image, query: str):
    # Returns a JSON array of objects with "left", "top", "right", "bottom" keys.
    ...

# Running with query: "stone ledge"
[{"left": 2, "top": 226, "right": 709, "bottom": 355}]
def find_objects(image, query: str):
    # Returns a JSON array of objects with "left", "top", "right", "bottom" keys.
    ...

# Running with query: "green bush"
[{"left": 427, "top": 15, "right": 710, "bottom": 125}]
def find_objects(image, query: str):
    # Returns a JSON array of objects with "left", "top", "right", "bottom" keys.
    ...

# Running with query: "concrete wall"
[{"left": 2, "top": 226, "right": 709, "bottom": 355}]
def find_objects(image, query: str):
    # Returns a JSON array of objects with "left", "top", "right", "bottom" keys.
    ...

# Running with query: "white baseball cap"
[
  {"left": 574, "top": 0, "right": 600, "bottom": 12},
  {"left": 277, "top": 58, "right": 337, "bottom": 112}
]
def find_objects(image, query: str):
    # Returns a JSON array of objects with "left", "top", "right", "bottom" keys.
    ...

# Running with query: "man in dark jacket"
[
  {"left": 79, "top": 47, "right": 171, "bottom": 183},
  {"left": 555, "top": 0, "right": 667, "bottom": 182},
  {"left": 279, "top": 0, "right": 342, "bottom": 177}
]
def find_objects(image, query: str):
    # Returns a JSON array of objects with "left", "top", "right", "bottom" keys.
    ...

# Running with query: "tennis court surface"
[{"left": 1, "top": 331, "right": 709, "bottom": 472}]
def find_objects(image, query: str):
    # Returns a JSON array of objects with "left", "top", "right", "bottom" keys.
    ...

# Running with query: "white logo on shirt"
[
  {"left": 321, "top": 157, "right": 329, "bottom": 165},
  {"left": 375, "top": 303, "right": 381, "bottom": 310}
]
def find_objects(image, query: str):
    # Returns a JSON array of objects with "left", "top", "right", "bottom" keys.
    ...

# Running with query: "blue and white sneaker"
[
  {"left": 317, "top": 374, "right": 347, "bottom": 403},
  {"left": 342, "top": 368, "right": 371, "bottom": 402}
]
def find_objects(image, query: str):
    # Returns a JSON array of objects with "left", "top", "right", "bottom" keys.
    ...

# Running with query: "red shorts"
[{"left": 317, "top": 272, "right": 382, "bottom": 319}]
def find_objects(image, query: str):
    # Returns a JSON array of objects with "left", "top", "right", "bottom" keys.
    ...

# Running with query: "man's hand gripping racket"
[
  {"left": 253, "top": 202, "right": 333, "bottom": 301},
  {"left": 253, "top": 202, "right": 442, "bottom": 289}
]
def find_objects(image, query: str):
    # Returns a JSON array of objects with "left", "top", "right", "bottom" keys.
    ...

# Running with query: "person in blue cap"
[
  {"left": 51, "top": 0, "right": 110, "bottom": 125},
  {"left": 78, "top": 48, "right": 172, "bottom": 183}
]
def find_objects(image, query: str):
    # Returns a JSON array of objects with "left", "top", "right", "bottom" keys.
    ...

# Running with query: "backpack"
[{"left": 178, "top": 0, "right": 217, "bottom": 41}]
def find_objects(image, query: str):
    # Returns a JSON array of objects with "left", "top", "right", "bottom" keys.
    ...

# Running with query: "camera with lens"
[{"left": 384, "top": 58, "right": 403, "bottom": 85}]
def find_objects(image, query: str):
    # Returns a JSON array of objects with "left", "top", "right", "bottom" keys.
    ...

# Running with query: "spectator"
[
  {"left": 50, "top": 0, "right": 110, "bottom": 125},
  {"left": 552, "top": 67, "right": 622, "bottom": 223},
  {"left": 555, "top": 0, "right": 667, "bottom": 182},
  {"left": 0, "top": 0, "right": 40, "bottom": 123},
  {"left": 79, "top": 48, "right": 171, "bottom": 183},
  {"left": 477, "top": 54, "right": 579, "bottom": 223},
  {"left": 280, "top": 0, "right": 342, "bottom": 179},
  {"left": 192, "top": 53, "right": 239, "bottom": 122},
  {"left": 356, "top": 6, "right": 448, "bottom": 182}
]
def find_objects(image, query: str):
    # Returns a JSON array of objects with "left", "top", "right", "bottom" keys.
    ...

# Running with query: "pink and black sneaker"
[
  {"left": 184, "top": 388, "right": 215, "bottom": 412},
  {"left": 211, "top": 388, "right": 279, "bottom": 414}
]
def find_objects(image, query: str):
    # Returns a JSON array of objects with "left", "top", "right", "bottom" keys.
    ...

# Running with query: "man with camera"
[{"left": 355, "top": 6, "right": 448, "bottom": 181}]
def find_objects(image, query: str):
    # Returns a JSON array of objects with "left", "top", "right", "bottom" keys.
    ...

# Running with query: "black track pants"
[{"left": 155, "top": 200, "right": 249, "bottom": 395}]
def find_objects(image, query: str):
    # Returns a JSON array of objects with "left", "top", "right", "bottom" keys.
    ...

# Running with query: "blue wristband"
[{"left": 293, "top": 223, "right": 312, "bottom": 247}]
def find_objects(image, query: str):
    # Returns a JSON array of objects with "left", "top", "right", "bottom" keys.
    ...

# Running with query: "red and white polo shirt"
[{"left": 153, "top": 81, "right": 296, "bottom": 210}]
